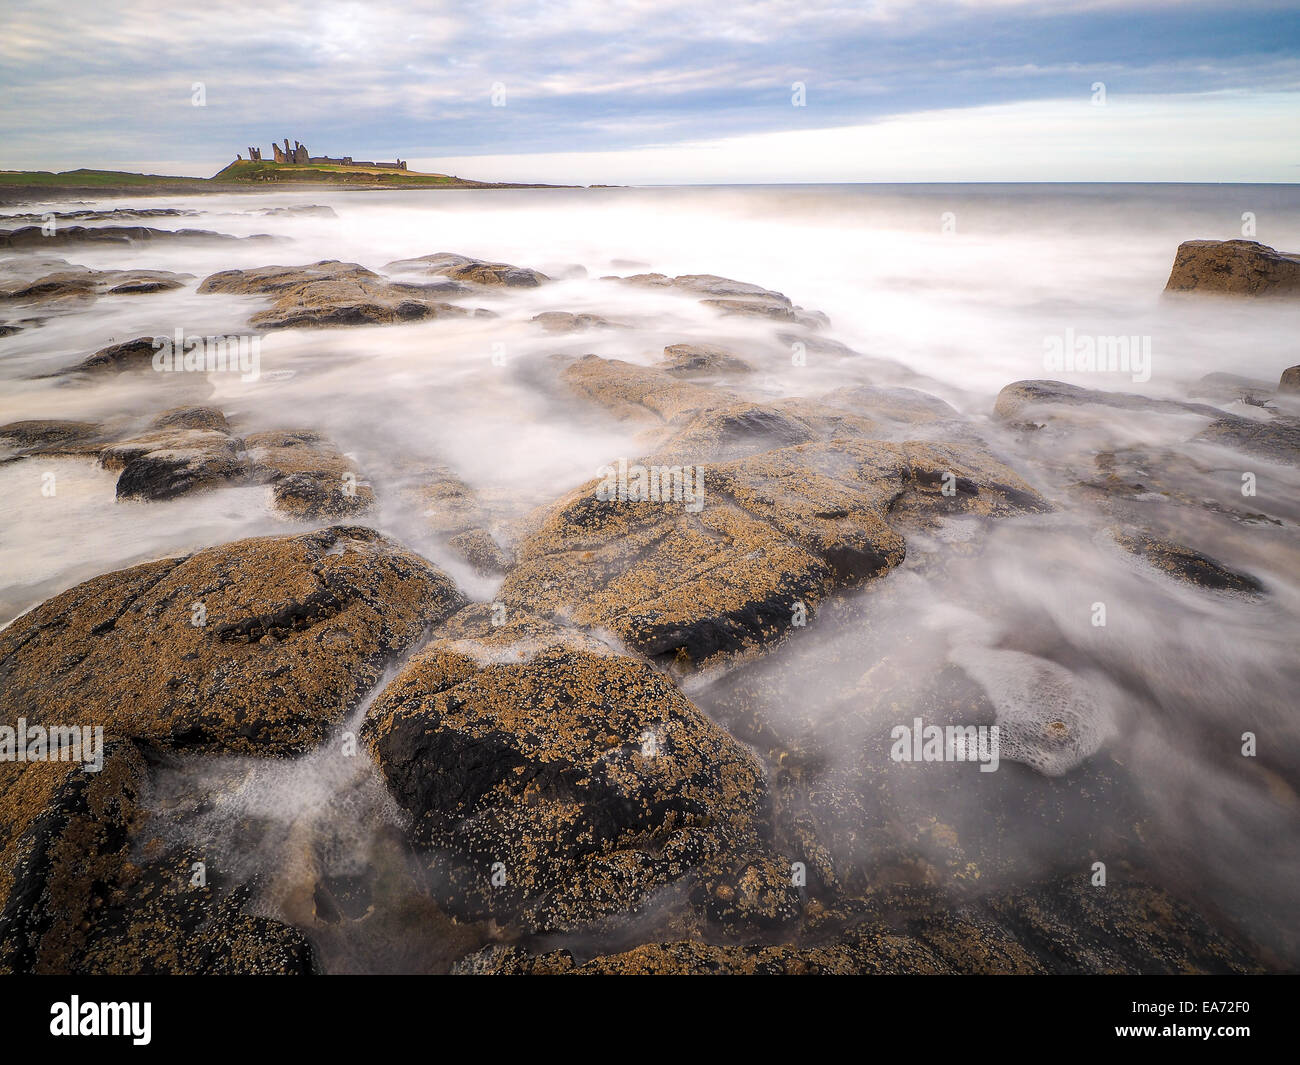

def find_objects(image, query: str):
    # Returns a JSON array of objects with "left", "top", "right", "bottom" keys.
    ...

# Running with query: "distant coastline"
[{"left": 0, "top": 163, "right": 573, "bottom": 203}]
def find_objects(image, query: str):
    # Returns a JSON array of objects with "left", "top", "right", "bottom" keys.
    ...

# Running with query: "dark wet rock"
[
  {"left": 1196, "top": 415, "right": 1300, "bottom": 464},
  {"left": 0, "top": 225, "right": 262, "bottom": 249},
  {"left": 246, "top": 429, "right": 375, "bottom": 519},
  {"left": 383, "top": 252, "right": 549, "bottom": 287},
  {"left": 1279, "top": 365, "right": 1300, "bottom": 394},
  {"left": 993, "top": 379, "right": 1218, "bottom": 422},
  {"left": 1111, "top": 531, "right": 1265, "bottom": 595},
  {"left": 0, "top": 743, "right": 316, "bottom": 974},
  {"left": 0, "top": 525, "right": 465, "bottom": 755},
  {"left": 100, "top": 426, "right": 247, "bottom": 501},
  {"left": 499, "top": 438, "right": 1047, "bottom": 670},
  {"left": 661, "top": 343, "right": 754, "bottom": 375},
  {"left": 60, "top": 336, "right": 158, "bottom": 374},
  {"left": 0, "top": 323, "right": 20, "bottom": 337},
  {"left": 0, "top": 207, "right": 196, "bottom": 225},
  {"left": 1164, "top": 239, "right": 1300, "bottom": 297},
  {"left": 532, "top": 311, "right": 621, "bottom": 333},
  {"left": 363, "top": 606, "right": 767, "bottom": 932}
]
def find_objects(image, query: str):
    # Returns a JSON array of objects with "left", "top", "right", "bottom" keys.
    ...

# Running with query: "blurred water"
[{"left": 2, "top": 182, "right": 1298, "bottom": 967}]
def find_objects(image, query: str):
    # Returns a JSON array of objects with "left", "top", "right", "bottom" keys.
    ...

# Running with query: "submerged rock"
[
  {"left": 383, "top": 252, "right": 549, "bottom": 288},
  {"left": 0, "top": 225, "right": 262, "bottom": 249},
  {"left": 1112, "top": 530, "right": 1265, "bottom": 594},
  {"left": 0, "top": 265, "right": 191, "bottom": 303},
  {"left": 532, "top": 311, "right": 621, "bottom": 333},
  {"left": 0, "top": 526, "right": 465, "bottom": 755},
  {"left": 1164, "top": 239, "right": 1300, "bottom": 297},
  {"left": 661, "top": 343, "right": 754, "bottom": 375}
]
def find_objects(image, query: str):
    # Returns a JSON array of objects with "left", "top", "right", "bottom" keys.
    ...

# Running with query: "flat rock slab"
[{"left": 199, "top": 260, "right": 483, "bottom": 329}]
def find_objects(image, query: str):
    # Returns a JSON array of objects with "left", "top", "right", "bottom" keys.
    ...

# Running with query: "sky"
[{"left": 1, "top": 0, "right": 1298, "bottom": 183}]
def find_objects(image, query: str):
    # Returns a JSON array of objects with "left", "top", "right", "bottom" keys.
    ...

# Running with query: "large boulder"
[
  {"left": 362, "top": 606, "right": 769, "bottom": 932},
  {"left": 1164, "top": 239, "right": 1300, "bottom": 296},
  {"left": 499, "top": 437, "right": 1046, "bottom": 670},
  {"left": 0, "top": 526, "right": 465, "bottom": 755}
]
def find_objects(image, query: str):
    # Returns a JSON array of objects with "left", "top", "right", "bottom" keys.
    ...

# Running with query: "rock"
[
  {"left": 199, "top": 260, "right": 381, "bottom": 297},
  {"left": 150, "top": 406, "right": 231, "bottom": 433},
  {"left": 993, "top": 379, "right": 1218, "bottom": 422},
  {"left": 499, "top": 438, "right": 1046, "bottom": 670},
  {"left": 1196, "top": 415, "right": 1300, "bottom": 463},
  {"left": 100, "top": 426, "right": 247, "bottom": 501},
  {"left": 661, "top": 343, "right": 754, "bottom": 375},
  {"left": 1279, "top": 366, "right": 1300, "bottom": 394},
  {"left": 609, "top": 272, "right": 827, "bottom": 328},
  {"left": 59, "top": 336, "right": 159, "bottom": 375},
  {"left": 198, "top": 260, "right": 478, "bottom": 330},
  {"left": 0, "top": 743, "right": 316, "bottom": 974},
  {"left": 362, "top": 606, "right": 767, "bottom": 932},
  {"left": 258, "top": 204, "right": 337, "bottom": 217},
  {"left": 0, "top": 226, "right": 259, "bottom": 249},
  {"left": 561, "top": 354, "right": 733, "bottom": 423},
  {"left": 1189, "top": 372, "right": 1277, "bottom": 404},
  {"left": 462, "top": 872, "right": 1265, "bottom": 974},
  {"left": 0, "top": 526, "right": 465, "bottom": 755},
  {"left": 0, "top": 265, "right": 190, "bottom": 303},
  {"left": 1111, "top": 531, "right": 1265, "bottom": 594},
  {"left": 1164, "top": 239, "right": 1300, "bottom": 297},
  {"left": 0, "top": 419, "right": 104, "bottom": 458},
  {"left": 382, "top": 252, "right": 549, "bottom": 288},
  {"left": 446, "top": 528, "right": 511, "bottom": 575},
  {"left": 245, "top": 429, "right": 375, "bottom": 518},
  {"left": 532, "top": 311, "right": 620, "bottom": 333}
]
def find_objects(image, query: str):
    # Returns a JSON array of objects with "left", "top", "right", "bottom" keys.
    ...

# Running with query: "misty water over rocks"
[{"left": 2, "top": 183, "right": 1298, "bottom": 973}]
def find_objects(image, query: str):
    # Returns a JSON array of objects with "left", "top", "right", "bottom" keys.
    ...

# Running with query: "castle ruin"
[{"left": 242, "top": 137, "right": 406, "bottom": 170}]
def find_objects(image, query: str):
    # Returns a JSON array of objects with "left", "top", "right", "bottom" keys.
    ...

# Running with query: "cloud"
[{"left": 1, "top": 0, "right": 1296, "bottom": 180}]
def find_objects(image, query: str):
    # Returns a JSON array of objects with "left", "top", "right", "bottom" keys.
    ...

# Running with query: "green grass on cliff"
[
  {"left": 210, "top": 159, "right": 482, "bottom": 186},
  {"left": 0, "top": 168, "right": 205, "bottom": 187}
]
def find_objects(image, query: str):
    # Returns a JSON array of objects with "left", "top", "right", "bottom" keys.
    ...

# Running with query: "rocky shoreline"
[{"left": 2, "top": 226, "right": 1298, "bottom": 974}]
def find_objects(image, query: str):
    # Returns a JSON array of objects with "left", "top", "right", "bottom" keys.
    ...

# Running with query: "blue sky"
[{"left": 1, "top": 0, "right": 1298, "bottom": 182}]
